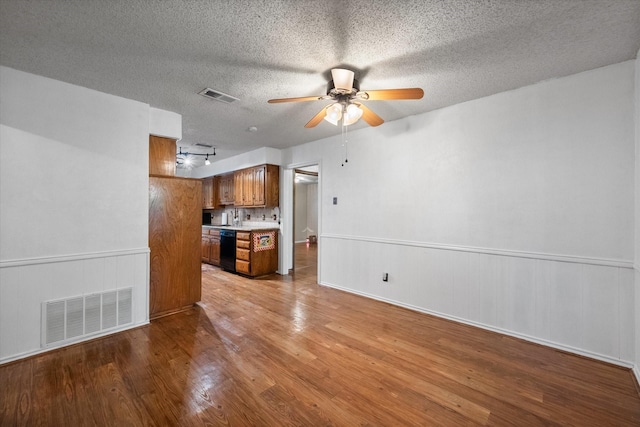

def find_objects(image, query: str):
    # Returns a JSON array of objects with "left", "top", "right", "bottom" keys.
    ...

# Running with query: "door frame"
[{"left": 281, "top": 160, "right": 321, "bottom": 282}]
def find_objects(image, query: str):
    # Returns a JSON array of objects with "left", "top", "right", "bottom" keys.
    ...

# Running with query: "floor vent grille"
[{"left": 42, "top": 288, "right": 133, "bottom": 347}]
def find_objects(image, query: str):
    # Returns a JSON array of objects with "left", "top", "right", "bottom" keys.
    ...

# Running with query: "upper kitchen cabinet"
[
  {"left": 202, "top": 177, "right": 215, "bottom": 209},
  {"left": 234, "top": 164, "right": 279, "bottom": 207},
  {"left": 217, "top": 173, "right": 235, "bottom": 205}
]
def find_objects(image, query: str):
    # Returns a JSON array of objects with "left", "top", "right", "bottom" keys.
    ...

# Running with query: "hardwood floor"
[{"left": 1, "top": 242, "right": 639, "bottom": 426}]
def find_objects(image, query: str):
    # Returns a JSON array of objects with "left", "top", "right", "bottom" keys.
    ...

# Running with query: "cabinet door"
[
  {"left": 253, "top": 165, "right": 266, "bottom": 206},
  {"left": 234, "top": 170, "right": 244, "bottom": 206},
  {"left": 243, "top": 168, "right": 255, "bottom": 206},
  {"left": 202, "top": 178, "right": 214, "bottom": 209},
  {"left": 211, "top": 176, "right": 220, "bottom": 208},
  {"left": 265, "top": 164, "right": 279, "bottom": 207},
  {"left": 201, "top": 235, "right": 211, "bottom": 262},
  {"left": 218, "top": 175, "right": 230, "bottom": 204},
  {"left": 210, "top": 236, "right": 221, "bottom": 266}
]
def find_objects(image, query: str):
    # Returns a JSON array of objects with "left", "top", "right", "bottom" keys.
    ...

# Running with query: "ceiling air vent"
[{"left": 199, "top": 88, "right": 239, "bottom": 104}]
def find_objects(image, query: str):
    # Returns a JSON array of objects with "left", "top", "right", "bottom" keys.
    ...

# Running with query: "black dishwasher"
[{"left": 219, "top": 229, "right": 236, "bottom": 272}]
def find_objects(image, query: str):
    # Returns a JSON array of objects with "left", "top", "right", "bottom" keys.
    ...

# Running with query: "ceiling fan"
[{"left": 268, "top": 68, "right": 424, "bottom": 128}]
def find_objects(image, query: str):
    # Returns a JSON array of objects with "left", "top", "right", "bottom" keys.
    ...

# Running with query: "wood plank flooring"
[{"left": 1, "top": 242, "right": 639, "bottom": 426}]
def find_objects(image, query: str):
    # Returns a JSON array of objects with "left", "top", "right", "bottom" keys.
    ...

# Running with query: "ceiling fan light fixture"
[
  {"left": 331, "top": 68, "right": 354, "bottom": 92},
  {"left": 343, "top": 103, "right": 363, "bottom": 126},
  {"left": 323, "top": 103, "right": 343, "bottom": 126}
]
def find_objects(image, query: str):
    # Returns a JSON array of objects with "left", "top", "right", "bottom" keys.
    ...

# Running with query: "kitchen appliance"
[
  {"left": 219, "top": 229, "right": 236, "bottom": 272},
  {"left": 202, "top": 212, "right": 212, "bottom": 225},
  {"left": 221, "top": 212, "right": 228, "bottom": 226}
]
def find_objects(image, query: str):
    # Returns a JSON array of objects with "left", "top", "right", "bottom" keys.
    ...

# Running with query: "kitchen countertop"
[{"left": 203, "top": 224, "right": 280, "bottom": 232}]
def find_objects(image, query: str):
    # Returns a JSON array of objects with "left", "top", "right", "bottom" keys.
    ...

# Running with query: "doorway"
[{"left": 292, "top": 166, "right": 319, "bottom": 281}]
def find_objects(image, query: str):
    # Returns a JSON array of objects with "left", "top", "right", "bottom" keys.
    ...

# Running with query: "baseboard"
[
  {"left": 319, "top": 280, "right": 634, "bottom": 370},
  {"left": 0, "top": 321, "right": 149, "bottom": 366}
]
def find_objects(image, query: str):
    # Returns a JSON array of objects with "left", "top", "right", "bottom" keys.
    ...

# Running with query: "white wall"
[
  {"left": 0, "top": 67, "right": 174, "bottom": 363},
  {"left": 187, "top": 147, "right": 282, "bottom": 178},
  {"left": 282, "top": 61, "right": 636, "bottom": 365},
  {"left": 307, "top": 183, "right": 318, "bottom": 239},
  {"left": 634, "top": 50, "right": 640, "bottom": 380},
  {"left": 150, "top": 107, "right": 182, "bottom": 140},
  {"left": 294, "top": 182, "right": 319, "bottom": 243},
  {"left": 2, "top": 58, "right": 634, "bottom": 368},
  {"left": 294, "top": 182, "right": 309, "bottom": 242}
]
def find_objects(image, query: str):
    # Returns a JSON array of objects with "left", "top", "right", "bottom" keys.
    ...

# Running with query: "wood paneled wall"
[
  {"left": 0, "top": 250, "right": 149, "bottom": 364},
  {"left": 321, "top": 235, "right": 634, "bottom": 365},
  {"left": 149, "top": 176, "right": 202, "bottom": 318}
]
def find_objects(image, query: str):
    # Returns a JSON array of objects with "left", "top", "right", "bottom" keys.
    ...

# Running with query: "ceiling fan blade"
[
  {"left": 268, "top": 95, "right": 323, "bottom": 103},
  {"left": 358, "top": 103, "right": 384, "bottom": 127},
  {"left": 305, "top": 106, "right": 330, "bottom": 128},
  {"left": 361, "top": 88, "right": 424, "bottom": 101}
]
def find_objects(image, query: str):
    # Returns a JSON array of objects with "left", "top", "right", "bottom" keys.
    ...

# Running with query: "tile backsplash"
[{"left": 205, "top": 206, "right": 280, "bottom": 227}]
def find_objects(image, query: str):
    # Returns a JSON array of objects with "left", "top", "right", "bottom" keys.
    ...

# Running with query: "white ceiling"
[{"left": 1, "top": 1, "right": 639, "bottom": 169}]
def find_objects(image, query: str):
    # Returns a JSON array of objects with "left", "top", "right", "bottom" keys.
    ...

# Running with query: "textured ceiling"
[{"left": 1, "top": 0, "right": 639, "bottom": 169}]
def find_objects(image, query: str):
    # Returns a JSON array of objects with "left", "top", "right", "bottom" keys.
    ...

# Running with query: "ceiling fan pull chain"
[
  {"left": 341, "top": 120, "right": 349, "bottom": 166},
  {"left": 344, "top": 120, "right": 349, "bottom": 164}
]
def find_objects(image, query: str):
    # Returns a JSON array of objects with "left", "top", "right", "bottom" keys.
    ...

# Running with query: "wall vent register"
[{"left": 41, "top": 288, "right": 133, "bottom": 347}]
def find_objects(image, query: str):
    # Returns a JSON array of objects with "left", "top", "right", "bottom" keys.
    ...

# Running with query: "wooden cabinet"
[
  {"left": 202, "top": 177, "right": 215, "bottom": 209},
  {"left": 253, "top": 166, "right": 265, "bottom": 205},
  {"left": 201, "top": 228, "right": 220, "bottom": 266},
  {"left": 149, "top": 175, "right": 202, "bottom": 319},
  {"left": 234, "top": 164, "right": 279, "bottom": 207},
  {"left": 202, "top": 173, "right": 233, "bottom": 209},
  {"left": 201, "top": 233, "right": 211, "bottom": 262},
  {"left": 211, "top": 232, "right": 221, "bottom": 265},
  {"left": 217, "top": 173, "right": 234, "bottom": 205},
  {"left": 234, "top": 169, "right": 247, "bottom": 206},
  {"left": 203, "top": 164, "right": 278, "bottom": 208},
  {"left": 242, "top": 168, "right": 255, "bottom": 205},
  {"left": 235, "top": 231, "right": 251, "bottom": 275},
  {"left": 149, "top": 135, "right": 176, "bottom": 177},
  {"left": 235, "top": 229, "right": 278, "bottom": 277}
]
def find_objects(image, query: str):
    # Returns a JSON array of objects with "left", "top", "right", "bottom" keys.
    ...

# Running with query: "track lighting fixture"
[{"left": 176, "top": 146, "right": 216, "bottom": 167}]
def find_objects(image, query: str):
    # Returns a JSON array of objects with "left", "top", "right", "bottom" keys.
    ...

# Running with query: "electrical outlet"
[
  {"left": 382, "top": 273, "right": 388, "bottom": 282},
  {"left": 333, "top": 197, "right": 338, "bottom": 205}
]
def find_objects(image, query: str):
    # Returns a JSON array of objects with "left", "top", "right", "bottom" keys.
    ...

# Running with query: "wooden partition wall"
[{"left": 149, "top": 136, "right": 202, "bottom": 318}]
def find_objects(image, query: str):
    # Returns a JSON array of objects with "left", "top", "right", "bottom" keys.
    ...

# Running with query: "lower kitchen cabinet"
[
  {"left": 202, "top": 228, "right": 220, "bottom": 266},
  {"left": 235, "top": 229, "right": 278, "bottom": 277}
]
